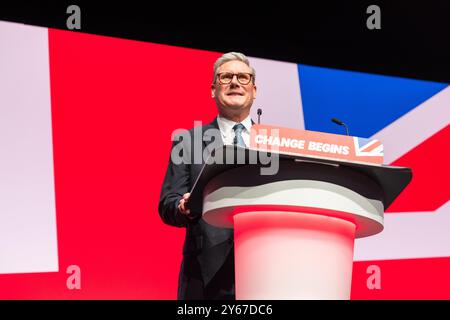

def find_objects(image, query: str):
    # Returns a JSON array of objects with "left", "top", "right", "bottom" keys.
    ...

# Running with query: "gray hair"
[{"left": 212, "top": 52, "right": 256, "bottom": 84}]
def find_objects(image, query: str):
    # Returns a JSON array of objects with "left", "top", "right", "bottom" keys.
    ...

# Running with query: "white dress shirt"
[{"left": 216, "top": 114, "right": 253, "bottom": 147}]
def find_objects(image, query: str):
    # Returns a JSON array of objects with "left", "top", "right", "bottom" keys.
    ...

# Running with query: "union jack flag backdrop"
[
  {"left": 0, "top": 21, "right": 449, "bottom": 299},
  {"left": 353, "top": 137, "right": 383, "bottom": 157}
]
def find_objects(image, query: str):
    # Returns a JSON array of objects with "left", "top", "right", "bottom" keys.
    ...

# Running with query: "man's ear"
[
  {"left": 211, "top": 84, "right": 216, "bottom": 98},
  {"left": 253, "top": 85, "right": 257, "bottom": 99}
]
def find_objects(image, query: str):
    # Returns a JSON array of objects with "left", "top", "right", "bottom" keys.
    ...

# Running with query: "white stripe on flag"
[
  {"left": 371, "top": 85, "right": 450, "bottom": 164},
  {"left": 0, "top": 21, "right": 58, "bottom": 274},
  {"left": 249, "top": 57, "right": 304, "bottom": 129},
  {"left": 355, "top": 202, "right": 450, "bottom": 261}
]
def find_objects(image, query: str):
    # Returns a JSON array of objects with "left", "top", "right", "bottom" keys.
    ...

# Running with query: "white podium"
[{"left": 190, "top": 145, "right": 412, "bottom": 300}]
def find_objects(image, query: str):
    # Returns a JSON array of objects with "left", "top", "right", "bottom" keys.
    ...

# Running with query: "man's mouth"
[{"left": 227, "top": 92, "right": 244, "bottom": 96}]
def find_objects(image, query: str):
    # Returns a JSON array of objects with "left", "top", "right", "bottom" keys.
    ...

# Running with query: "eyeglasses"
[{"left": 216, "top": 72, "right": 254, "bottom": 85}]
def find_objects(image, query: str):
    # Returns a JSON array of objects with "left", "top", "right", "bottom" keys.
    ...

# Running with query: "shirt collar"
[{"left": 217, "top": 114, "right": 253, "bottom": 134}]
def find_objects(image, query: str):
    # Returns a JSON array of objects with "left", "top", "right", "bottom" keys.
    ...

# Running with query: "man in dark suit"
[{"left": 158, "top": 52, "right": 257, "bottom": 299}]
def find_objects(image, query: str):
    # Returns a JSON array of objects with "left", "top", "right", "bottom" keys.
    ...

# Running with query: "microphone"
[
  {"left": 331, "top": 117, "right": 349, "bottom": 136},
  {"left": 257, "top": 108, "right": 262, "bottom": 124}
]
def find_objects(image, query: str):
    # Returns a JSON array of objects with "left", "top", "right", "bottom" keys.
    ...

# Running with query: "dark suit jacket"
[{"left": 158, "top": 117, "right": 235, "bottom": 299}]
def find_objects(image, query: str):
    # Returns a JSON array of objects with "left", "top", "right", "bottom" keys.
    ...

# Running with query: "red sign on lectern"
[{"left": 250, "top": 124, "right": 384, "bottom": 165}]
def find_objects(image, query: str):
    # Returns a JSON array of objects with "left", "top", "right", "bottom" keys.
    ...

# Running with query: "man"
[{"left": 158, "top": 52, "right": 257, "bottom": 299}]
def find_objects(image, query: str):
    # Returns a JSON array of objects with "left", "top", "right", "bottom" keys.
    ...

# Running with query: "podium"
[{"left": 189, "top": 144, "right": 412, "bottom": 300}]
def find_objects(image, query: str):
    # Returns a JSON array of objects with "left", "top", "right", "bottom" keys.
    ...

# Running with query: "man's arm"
[{"left": 158, "top": 138, "right": 192, "bottom": 227}]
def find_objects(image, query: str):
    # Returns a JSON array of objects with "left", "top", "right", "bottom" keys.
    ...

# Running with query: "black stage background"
[{"left": 1, "top": 2, "right": 449, "bottom": 83}]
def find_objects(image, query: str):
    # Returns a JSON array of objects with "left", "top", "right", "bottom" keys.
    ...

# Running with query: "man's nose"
[{"left": 230, "top": 75, "right": 240, "bottom": 86}]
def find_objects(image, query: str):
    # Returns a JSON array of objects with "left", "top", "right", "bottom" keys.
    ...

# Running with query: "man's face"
[{"left": 211, "top": 60, "right": 257, "bottom": 117}]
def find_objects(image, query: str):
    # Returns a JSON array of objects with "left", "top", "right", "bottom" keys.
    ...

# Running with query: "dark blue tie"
[{"left": 233, "top": 123, "right": 246, "bottom": 147}]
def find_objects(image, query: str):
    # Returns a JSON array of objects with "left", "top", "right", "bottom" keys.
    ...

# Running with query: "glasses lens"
[
  {"left": 238, "top": 73, "right": 251, "bottom": 84},
  {"left": 219, "top": 73, "right": 233, "bottom": 84}
]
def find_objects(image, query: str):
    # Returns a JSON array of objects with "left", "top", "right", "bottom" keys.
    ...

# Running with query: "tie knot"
[{"left": 233, "top": 123, "right": 245, "bottom": 132}]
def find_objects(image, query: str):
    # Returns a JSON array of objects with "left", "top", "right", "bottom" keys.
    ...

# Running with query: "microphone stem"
[{"left": 344, "top": 124, "right": 349, "bottom": 136}]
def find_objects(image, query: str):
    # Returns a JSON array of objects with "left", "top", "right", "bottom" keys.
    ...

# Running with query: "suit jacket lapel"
[{"left": 202, "top": 117, "right": 222, "bottom": 150}]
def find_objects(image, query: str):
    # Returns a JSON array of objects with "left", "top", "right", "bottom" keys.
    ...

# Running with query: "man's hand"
[{"left": 178, "top": 192, "right": 193, "bottom": 219}]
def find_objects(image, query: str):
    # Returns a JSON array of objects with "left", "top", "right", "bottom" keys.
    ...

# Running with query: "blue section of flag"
[{"left": 298, "top": 64, "right": 447, "bottom": 138}]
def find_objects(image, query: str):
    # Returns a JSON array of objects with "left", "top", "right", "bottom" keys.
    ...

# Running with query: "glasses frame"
[{"left": 216, "top": 72, "right": 254, "bottom": 85}]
